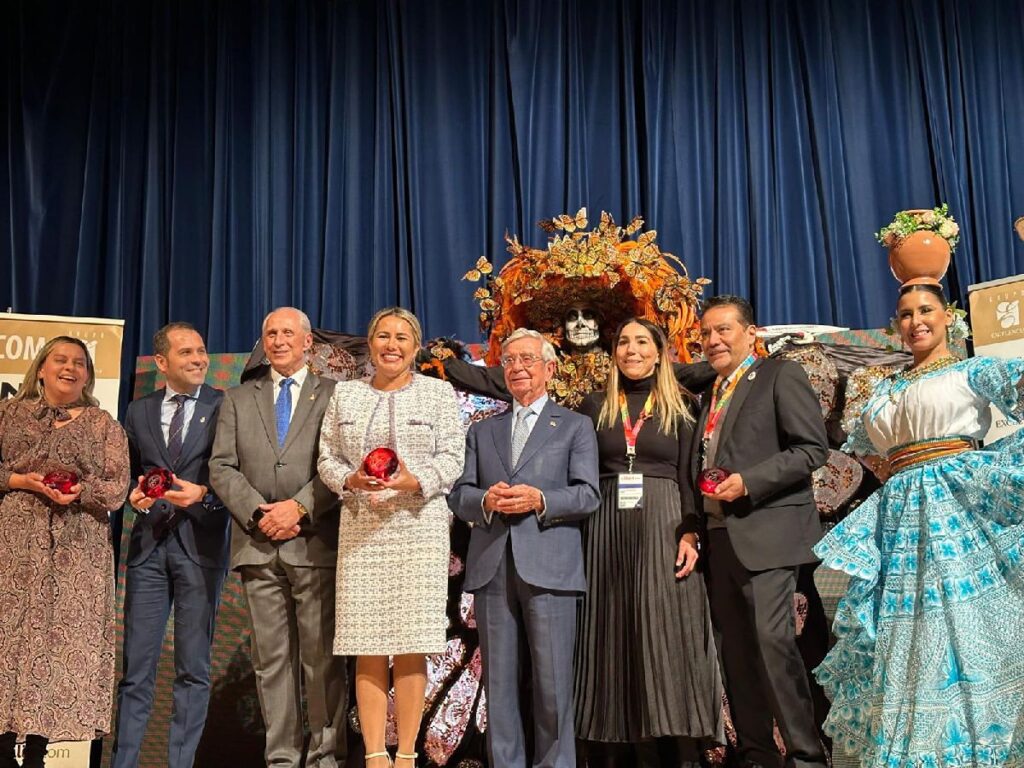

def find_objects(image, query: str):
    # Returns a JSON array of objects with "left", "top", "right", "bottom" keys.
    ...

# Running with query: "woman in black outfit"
[{"left": 575, "top": 318, "right": 723, "bottom": 767}]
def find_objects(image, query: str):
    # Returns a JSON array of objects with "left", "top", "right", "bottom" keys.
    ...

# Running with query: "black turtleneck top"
[{"left": 578, "top": 372, "right": 697, "bottom": 482}]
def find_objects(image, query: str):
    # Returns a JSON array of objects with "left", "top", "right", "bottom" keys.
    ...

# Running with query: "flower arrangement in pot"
[{"left": 875, "top": 204, "right": 959, "bottom": 286}]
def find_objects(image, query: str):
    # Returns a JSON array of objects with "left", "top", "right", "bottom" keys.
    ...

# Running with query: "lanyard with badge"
[
  {"left": 618, "top": 391, "right": 654, "bottom": 510},
  {"left": 700, "top": 357, "right": 754, "bottom": 457},
  {"left": 700, "top": 376, "right": 739, "bottom": 454}
]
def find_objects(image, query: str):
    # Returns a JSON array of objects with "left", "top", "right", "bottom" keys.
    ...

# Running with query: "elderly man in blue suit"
[
  {"left": 111, "top": 322, "right": 231, "bottom": 768},
  {"left": 449, "top": 328, "right": 600, "bottom": 768}
]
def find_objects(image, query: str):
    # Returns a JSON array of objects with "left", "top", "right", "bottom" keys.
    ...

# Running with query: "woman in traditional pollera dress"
[{"left": 814, "top": 280, "right": 1024, "bottom": 768}]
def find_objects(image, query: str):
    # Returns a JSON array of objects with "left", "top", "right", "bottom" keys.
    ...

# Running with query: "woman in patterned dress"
[
  {"left": 815, "top": 282, "right": 1024, "bottom": 768},
  {"left": 317, "top": 308, "right": 466, "bottom": 768},
  {"left": 0, "top": 337, "right": 129, "bottom": 768}
]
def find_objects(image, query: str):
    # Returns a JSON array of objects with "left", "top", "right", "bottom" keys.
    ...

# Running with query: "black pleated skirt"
[{"left": 574, "top": 475, "right": 725, "bottom": 743}]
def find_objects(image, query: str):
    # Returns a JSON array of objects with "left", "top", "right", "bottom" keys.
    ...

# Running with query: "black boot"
[
  {"left": 21, "top": 734, "right": 49, "bottom": 768},
  {"left": 0, "top": 732, "right": 17, "bottom": 768}
]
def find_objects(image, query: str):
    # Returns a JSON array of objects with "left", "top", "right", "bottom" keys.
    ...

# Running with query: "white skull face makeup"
[{"left": 563, "top": 306, "right": 601, "bottom": 350}]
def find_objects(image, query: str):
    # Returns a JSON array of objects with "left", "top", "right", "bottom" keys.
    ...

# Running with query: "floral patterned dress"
[
  {"left": 815, "top": 357, "right": 1024, "bottom": 768},
  {"left": 0, "top": 399, "right": 129, "bottom": 741}
]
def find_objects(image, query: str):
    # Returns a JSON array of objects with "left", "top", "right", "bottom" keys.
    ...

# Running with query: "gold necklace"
[{"left": 888, "top": 355, "right": 958, "bottom": 402}]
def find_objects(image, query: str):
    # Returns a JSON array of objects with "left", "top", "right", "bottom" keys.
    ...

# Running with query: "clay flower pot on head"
[{"left": 886, "top": 209, "right": 952, "bottom": 286}]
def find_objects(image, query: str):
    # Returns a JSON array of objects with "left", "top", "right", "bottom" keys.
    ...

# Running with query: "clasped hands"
[
  {"left": 344, "top": 459, "right": 421, "bottom": 497},
  {"left": 483, "top": 481, "right": 544, "bottom": 516},
  {"left": 9, "top": 472, "right": 81, "bottom": 506},
  {"left": 128, "top": 473, "right": 206, "bottom": 513},
  {"left": 255, "top": 499, "right": 304, "bottom": 541}
]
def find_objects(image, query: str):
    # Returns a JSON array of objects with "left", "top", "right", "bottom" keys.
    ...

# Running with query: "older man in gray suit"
[
  {"left": 449, "top": 328, "right": 600, "bottom": 768},
  {"left": 209, "top": 307, "right": 346, "bottom": 768}
]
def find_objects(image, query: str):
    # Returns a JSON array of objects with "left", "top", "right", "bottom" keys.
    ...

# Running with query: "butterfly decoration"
[
  {"left": 462, "top": 256, "right": 493, "bottom": 283},
  {"left": 624, "top": 215, "right": 645, "bottom": 235},
  {"left": 539, "top": 206, "right": 588, "bottom": 233}
]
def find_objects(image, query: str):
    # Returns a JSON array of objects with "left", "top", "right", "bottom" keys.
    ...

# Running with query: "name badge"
[{"left": 617, "top": 472, "right": 643, "bottom": 510}]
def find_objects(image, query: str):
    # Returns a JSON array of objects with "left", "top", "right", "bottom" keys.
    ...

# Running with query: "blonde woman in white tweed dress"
[{"left": 317, "top": 307, "right": 465, "bottom": 768}]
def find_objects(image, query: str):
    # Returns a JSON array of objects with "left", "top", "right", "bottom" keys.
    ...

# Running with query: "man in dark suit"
[
  {"left": 449, "top": 328, "right": 600, "bottom": 768},
  {"left": 690, "top": 296, "right": 828, "bottom": 768},
  {"left": 111, "top": 322, "right": 231, "bottom": 768},
  {"left": 209, "top": 307, "right": 346, "bottom": 768}
]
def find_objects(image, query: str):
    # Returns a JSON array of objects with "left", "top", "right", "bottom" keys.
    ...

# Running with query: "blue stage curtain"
[{"left": 3, "top": 0, "right": 1024, "bottom": 373}]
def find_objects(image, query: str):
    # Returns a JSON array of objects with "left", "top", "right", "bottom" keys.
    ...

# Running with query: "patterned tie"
[
  {"left": 511, "top": 407, "right": 531, "bottom": 467},
  {"left": 167, "top": 393, "right": 189, "bottom": 465},
  {"left": 275, "top": 377, "right": 295, "bottom": 448}
]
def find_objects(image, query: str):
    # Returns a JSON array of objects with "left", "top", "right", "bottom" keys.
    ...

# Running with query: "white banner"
[
  {"left": 968, "top": 275, "right": 1024, "bottom": 443},
  {"left": 0, "top": 311, "right": 124, "bottom": 768},
  {"left": 0, "top": 312, "right": 124, "bottom": 417}
]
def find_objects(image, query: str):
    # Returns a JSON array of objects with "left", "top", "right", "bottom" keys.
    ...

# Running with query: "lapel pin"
[
  {"left": 549, "top": 420, "right": 557, "bottom": 427},
  {"left": 747, "top": 371, "right": 757, "bottom": 381},
  {"left": 199, "top": 416, "right": 206, "bottom": 423},
  {"left": 309, "top": 394, "right": 315, "bottom": 400}
]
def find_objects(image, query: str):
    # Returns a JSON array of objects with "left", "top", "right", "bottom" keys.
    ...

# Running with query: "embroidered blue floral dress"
[{"left": 814, "top": 356, "right": 1024, "bottom": 768}]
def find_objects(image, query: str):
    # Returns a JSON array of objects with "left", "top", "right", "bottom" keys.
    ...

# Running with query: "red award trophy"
[
  {"left": 698, "top": 467, "right": 732, "bottom": 495},
  {"left": 42, "top": 469, "right": 79, "bottom": 494},
  {"left": 363, "top": 447, "right": 400, "bottom": 481},
  {"left": 141, "top": 467, "right": 175, "bottom": 498}
]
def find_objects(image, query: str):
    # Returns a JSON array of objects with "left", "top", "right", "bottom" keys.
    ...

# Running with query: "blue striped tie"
[
  {"left": 167, "top": 394, "right": 189, "bottom": 465},
  {"left": 275, "top": 377, "right": 294, "bottom": 448}
]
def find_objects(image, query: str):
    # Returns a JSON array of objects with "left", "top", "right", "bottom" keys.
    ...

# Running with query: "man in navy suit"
[
  {"left": 449, "top": 328, "right": 600, "bottom": 768},
  {"left": 110, "top": 322, "right": 231, "bottom": 768}
]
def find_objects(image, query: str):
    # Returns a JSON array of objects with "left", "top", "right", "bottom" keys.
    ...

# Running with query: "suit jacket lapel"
[
  {"left": 254, "top": 377, "right": 281, "bottom": 457},
  {"left": 511, "top": 399, "right": 560, "bottom": 475},
  {"left": 716, "top": 357, "right": 764, "bottom": 456},
  {"left": 490, "top": 411, "right": 514, "bottom": 477},
  {"left": 283, "top": 374, "right": 319, "bottom": 453},
  {"left": 146, "top": 391, "right": 175, "bottom": 469},
  {"left": 175, "top": 386, "right": 214, "bottom": 469}
]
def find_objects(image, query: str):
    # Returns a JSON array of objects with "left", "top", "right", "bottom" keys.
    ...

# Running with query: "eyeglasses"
[{"left": 500, "top": 353, "right": 544, "bottom": 368}]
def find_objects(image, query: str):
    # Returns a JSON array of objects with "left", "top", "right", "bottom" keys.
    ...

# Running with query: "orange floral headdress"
[{"left": 463, "top": 208, "right": 709, "bottom": 365}]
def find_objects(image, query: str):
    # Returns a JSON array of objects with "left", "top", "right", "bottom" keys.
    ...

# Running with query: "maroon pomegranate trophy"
[
  {"left": 141, "top": 467, "right": 175, "bottom": 498},
  {"left": 42, "top": 469, "right": 79, "bottom": 494},
  {"left": 698, "top": 467, "right": 732, "bottom": 495},
  {"left": 363, "top": 447, "right": 400, "bottom": 481}
]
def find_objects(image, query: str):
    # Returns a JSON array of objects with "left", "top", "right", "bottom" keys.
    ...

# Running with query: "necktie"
[
  {"left": 511, "top": 407, "right": 531, "bottom": 467},
  {"left": 167, "top": 393, "right": 189, "bottom": 465},
  {"left": 276, "top": 377, "right": 295, "bottom": 448}
]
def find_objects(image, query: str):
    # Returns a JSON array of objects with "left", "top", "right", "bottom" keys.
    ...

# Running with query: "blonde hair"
[
  {"left": 597, "top": 318, "right": 693, "bottom": 436},
  {"left": 368, "top": 307, "right": 423, "bottom": 349},
  {"left": 14, "top": 336, "right": 99, "bottom": 407}
]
